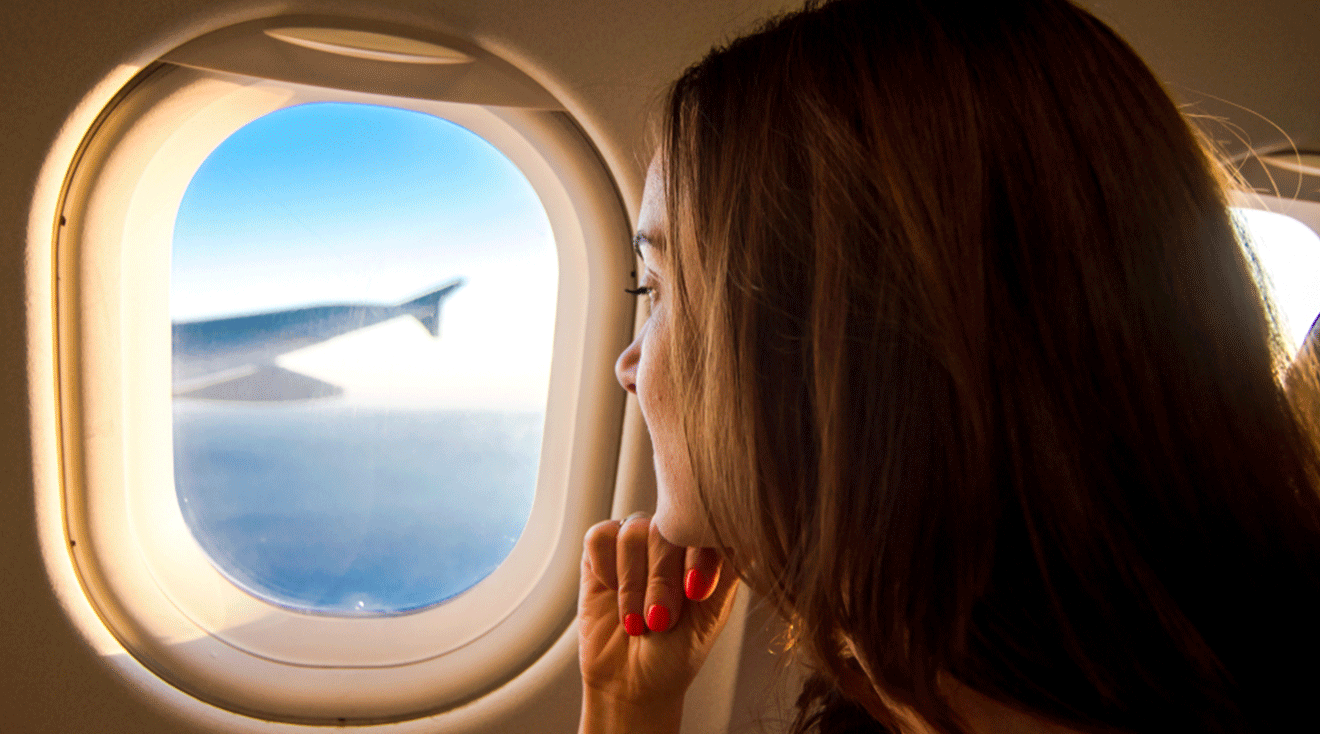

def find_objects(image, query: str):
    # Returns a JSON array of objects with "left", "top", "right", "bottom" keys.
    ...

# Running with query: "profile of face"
[{"left": 615, "top": 156, "right": 714, "bottom": 548}]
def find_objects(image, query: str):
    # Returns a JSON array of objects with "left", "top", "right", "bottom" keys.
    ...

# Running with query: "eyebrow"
[{"left": 632, "top": 234, "right": 651, "bottom": 259}]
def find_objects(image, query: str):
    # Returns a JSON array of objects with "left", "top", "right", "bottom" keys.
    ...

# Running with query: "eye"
[
  {"left": 624, "top": 265, "right": 659, "bottom": 306},
  {"left": 625, "top": 282, "right": 657, "bottom": 310},
  {"left": 624, "top": 285, "right": 656, "bottom": 314}
]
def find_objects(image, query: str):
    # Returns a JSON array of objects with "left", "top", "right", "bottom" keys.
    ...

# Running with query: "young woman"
[{"left": 578, "top": 1, "right": 1320, "bottom": 732}]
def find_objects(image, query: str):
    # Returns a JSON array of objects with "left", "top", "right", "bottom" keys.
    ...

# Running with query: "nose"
[{"left": 615, "top": 332, "right": 640, "bottom": 394}]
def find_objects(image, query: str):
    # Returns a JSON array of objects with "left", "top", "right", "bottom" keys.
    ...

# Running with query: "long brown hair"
[{"left": 657, "top": 1, "right": 1320, "bottom": 732}]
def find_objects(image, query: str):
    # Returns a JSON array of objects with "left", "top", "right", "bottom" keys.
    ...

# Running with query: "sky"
[{"left": 172, "top": 102, "right": 558, "bottom": 411}]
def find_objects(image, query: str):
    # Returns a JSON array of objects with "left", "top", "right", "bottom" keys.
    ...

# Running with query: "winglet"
[{"left": 399, "top": 277, "right": 466, "bottom": 338}]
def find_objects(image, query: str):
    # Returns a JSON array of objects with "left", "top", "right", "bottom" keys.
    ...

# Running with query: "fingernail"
[
  {"left": 685, "top": 568, "right": 710, "bottom": 600},
  {"left": 647, "top": 604, "right": 671, "bottom": 633},
  {"left": 624, "top": 612, "right": 645, "bottom": 636}
]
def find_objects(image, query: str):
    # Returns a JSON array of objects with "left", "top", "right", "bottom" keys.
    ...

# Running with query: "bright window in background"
[
  {"left": 171, "top": 102, "right": 556, "bottom": 615},
  {"left": 1233, "top": 207, "right": 1320, "bottom": 354}
]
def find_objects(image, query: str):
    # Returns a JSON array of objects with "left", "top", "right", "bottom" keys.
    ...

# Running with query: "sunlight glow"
[{"left": 1233, "top": 207, "right": 1320, "bottom": 354}]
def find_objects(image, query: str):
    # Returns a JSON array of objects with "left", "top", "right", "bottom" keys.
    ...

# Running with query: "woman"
[{"left": 579, "top": 1, "right": 1320, "bottom": 732}]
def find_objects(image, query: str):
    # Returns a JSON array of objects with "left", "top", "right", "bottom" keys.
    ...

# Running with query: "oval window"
[
  {"left": 171, "top": 102, "right": 556, "bottom": 615},
  {"left": 56, "top": 52, "right": 633, "bottom": 719},
  {"left": 1233, "top": 205, "right": 1320, "bottom": 354}
]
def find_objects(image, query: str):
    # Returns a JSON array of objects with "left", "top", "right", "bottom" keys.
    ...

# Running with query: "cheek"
[
  {"left": 628, "top": 309, "right": 712, "bottom": 545},
  {"left": 633, "top": 320, "right": 670, "bottom": 417}
]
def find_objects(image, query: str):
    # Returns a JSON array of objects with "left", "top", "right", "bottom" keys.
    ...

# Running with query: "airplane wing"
[
  {"left": 172, "top": 277, "right": 465, "bottom": 400},
  {"left": 173, "top": 364, "right": 345, "bottom": 401}
]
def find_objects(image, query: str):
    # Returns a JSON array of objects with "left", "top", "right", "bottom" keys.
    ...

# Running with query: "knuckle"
[
  {"left": 618, "top": 517, "right": 651, "bottom": 545},
  {"left": 646, "top": 574, "right": 681, "bottom": 599},
  {"left": 584, "top": 521, "right": 618, "bottom": 549},
  {"left": 618, "top": 577, "right": 647, "bottom": 595},
  {"left": 617, "top": 561, "right": 650, "bottom": 593}
]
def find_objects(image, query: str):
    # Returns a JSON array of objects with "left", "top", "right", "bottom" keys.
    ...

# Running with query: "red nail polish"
[
  {"left": 624, "top": 612, "right": 645, "bottom": 636},
  {"left": 647, "top": 604, "right": 670, "bottom": 633},
  {"left": 685, "top": 568, "right": 710, "bottom": 600}
]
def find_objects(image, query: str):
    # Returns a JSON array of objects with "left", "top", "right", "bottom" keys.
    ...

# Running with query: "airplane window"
[
  {"left": 56, "top": 53, "right": 631, "bottom": 720},
  {"left": 171, "top": 102, "right": 556, "bottom": 614},
  {"left": 1233, "top": 206, "right": 1320, "bottom": 353}
]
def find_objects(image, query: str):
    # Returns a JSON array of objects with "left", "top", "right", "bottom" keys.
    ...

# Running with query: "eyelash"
[{"left": 624, "top": 287, "right": 651, "bottom": 296}]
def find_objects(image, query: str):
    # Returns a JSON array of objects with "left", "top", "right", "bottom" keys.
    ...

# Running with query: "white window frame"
[{"left": 54, "top": 46, "right": 633, "bottom": 722}]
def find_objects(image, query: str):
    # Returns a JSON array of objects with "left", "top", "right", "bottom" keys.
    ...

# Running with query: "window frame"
[{"left": 55, "top": 57, "right": 633, "bottom": 722}]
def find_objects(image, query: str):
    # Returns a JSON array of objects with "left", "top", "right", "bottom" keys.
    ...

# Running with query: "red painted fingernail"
[
  {"left": 624, "top": 612, "right": 645, "bottom": 636},
  {"left": 685, "top": 568, "right": 710, "bottom": 600},
  {"left": 647, "top": 604, "right": 671, "bottom": 633}
]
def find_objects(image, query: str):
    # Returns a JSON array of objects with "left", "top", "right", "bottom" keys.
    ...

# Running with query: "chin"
[{"left": 653, "top": 495, "right": 716, "bottom": 548}]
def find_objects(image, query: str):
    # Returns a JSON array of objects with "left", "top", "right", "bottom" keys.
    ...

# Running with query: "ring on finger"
[{"left": 621, "top": 511, "right": 650, "bottom": 527}]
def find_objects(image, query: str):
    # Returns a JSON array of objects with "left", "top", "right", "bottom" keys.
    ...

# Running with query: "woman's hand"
[{"left": 578, "top": 513, "right": 739, "bottom": 734}]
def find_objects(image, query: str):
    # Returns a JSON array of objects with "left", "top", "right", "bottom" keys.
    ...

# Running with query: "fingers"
[
  {"left": 643, "top": 522, "right": 686, "bottom": 633},
  {"left": 684, "top": 546, "right": 723, "bottom": 601},
  {"left": 583, "top": 518, "right": 621, "bottom": 591},
  {"left": 616, "top": 513, "right": 652, "bottom": 636},
  {"left": 583, "top": 512, "right": 725, "bottom": 637}
]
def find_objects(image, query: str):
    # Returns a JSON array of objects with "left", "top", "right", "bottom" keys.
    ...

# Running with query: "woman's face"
[{"left": 615, "top": 156, "right": 714, "bottom": 548}]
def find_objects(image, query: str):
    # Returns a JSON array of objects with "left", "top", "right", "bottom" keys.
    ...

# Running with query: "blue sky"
[{"left": 172, "top": 102, "right": 558, "bottom": 410}]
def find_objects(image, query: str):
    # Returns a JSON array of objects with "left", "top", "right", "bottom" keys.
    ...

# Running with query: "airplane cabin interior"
[{"left": 2, "top": 0, "right": 1318, "bottom": 732}]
